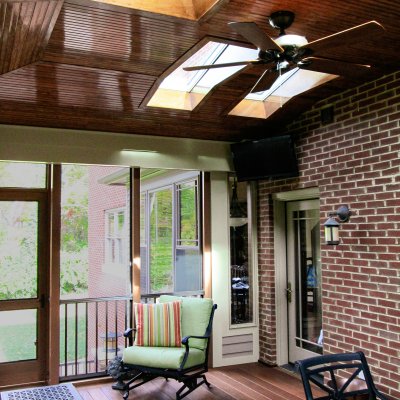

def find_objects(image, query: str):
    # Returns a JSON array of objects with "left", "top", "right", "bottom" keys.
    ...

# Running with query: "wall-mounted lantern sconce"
[
  {"left": 324, "top": 205, "right": 352, "bottom": 245},
  {"left": 229, "top": 178, "right": 248, "bottom": 228}
]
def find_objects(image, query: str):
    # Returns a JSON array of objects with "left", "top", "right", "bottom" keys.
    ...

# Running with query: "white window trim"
[{"left": 104, "top": 207, "right": 128, "bottom": 268}]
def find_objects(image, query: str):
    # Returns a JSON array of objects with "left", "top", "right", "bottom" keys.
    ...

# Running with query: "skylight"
[
  {"left": 146, "top": 39, "right": 338, "bottom": 118},
  {"left": 147, "top": 41, "right": 256, "bottom": 110},
  {"left": 191, "top": 45, "right": 258, "bottom": 94},
  {"left": 229, "top": 68, "right": 338, "bottom": 118},
  {"left": 90, "top": 0, "right": 223, "bottom": 21}
]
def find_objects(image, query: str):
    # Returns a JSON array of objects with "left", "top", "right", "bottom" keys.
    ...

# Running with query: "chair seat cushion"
[{"left": 123, "top": 345, "right": 205, "bottom": 370}]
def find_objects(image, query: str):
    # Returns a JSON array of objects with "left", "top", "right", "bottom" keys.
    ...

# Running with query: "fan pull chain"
[{"left": 278, "top": 62, "right": 283, "bottom": 108}]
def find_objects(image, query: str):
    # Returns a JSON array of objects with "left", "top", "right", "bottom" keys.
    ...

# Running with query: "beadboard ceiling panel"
[
  {"left": 0, "top": 0, "right": 399, "bottom": 141},
  {"left": 0, "top": 0, "right": 63, "bottom": 74}
]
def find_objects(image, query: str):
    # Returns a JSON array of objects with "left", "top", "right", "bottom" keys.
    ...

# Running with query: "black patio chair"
[{"left": 296, "top": 351, "right": 389, "bottom": 400}]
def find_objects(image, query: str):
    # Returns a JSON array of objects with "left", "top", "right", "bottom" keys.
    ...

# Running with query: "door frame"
[
  {"left": 272, "top": 187, "right": 319, "bottom": 366},
  {"left": 0, "top": 189, "right": 50, "bottom": 387}
]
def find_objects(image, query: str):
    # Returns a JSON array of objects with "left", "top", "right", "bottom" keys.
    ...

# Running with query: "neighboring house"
[{"left": 88, "top": 165, "right": 130, "bottom": 299}]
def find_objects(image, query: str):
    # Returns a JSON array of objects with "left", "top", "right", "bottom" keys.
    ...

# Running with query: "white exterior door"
[{"left": 286, "top": 200, "right": 322, "bottom": 363}]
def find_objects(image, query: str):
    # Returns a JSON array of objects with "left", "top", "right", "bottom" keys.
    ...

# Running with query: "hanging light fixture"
[
  {"left": 323, "top": 205, "right": 352, "bottom": 245},
  {"left": 229, "top": 178, "right": 247, "bottom": 227}
]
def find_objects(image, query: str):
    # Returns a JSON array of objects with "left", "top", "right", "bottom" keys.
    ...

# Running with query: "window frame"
[
  {"left": 229, "top": 178, "right": 258, "bottom": 328},
  {"left": 140, "top": 171, "right": 202, "bottom": 295},
  {"left": 104, "top": 207, "right": 128, "bottom": 266}
]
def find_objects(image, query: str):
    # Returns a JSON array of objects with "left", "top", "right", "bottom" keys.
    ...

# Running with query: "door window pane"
[
  {"left": 149, "top": 188, "right": 173, "bottom": 293},
  {"left": 0, "top": 201, "right": 38, "bottom": 300},
  {"left": 0, "top": 162, "right": 46, "bottom": 188},
  {"left": 293, "top": 209, "right": 322, "bottom": 354},
  {"left": 0, "top": 309, "right": 37, "bottom": 362}
]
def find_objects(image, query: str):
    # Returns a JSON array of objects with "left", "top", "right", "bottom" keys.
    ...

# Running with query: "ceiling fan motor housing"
[{"left": 269, "top": 10, "right": 295, "bottom": 35}]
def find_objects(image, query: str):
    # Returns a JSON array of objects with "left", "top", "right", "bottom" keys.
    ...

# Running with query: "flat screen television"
[{"left": 231, "top": 135, "right": 299, "bottom": 181}]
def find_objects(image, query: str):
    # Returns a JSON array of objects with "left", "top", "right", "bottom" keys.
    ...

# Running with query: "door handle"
[{"left": 286, "top": 282, "right": 292, "bottom": 303}]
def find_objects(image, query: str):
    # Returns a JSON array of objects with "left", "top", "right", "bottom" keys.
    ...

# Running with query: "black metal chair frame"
[
  {"left": 113, "top": 304, "right": 217, "bottom": 400},
  {"left": 296, "top": 351, "right": 390, "bottom": 400}
]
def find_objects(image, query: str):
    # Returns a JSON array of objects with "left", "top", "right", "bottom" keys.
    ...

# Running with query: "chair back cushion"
[
  {"left": 134, "top": 301, "right": 181, "bottom": 347},
  {"left": 159, "top": 295, "right": 213, "bottom": 350}
]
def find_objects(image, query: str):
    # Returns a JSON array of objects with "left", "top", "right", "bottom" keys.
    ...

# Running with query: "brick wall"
[
  {"left": 88, "top": 165, "right": 129, "bottom": 298},
  {"left": 257, "top": 71, "right": 400, "bottom": 398}
]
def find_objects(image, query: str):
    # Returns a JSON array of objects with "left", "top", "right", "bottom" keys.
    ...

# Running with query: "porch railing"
[
  {"left": 59, "top": 290, "right": 204, "bottom": 381},
  {"left": 59, "top": 295, "right": 132, "bottom": 381}
]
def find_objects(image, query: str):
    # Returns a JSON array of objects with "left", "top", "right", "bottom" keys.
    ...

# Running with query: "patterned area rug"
[{"left": 1, "top": 383, "right": 82, "bottom": 400}]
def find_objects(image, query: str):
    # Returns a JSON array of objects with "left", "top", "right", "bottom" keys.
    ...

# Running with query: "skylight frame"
[
  {"left": 160, "top": 41, "right": 230, "bottom": 93},
  {"left": 145, "top": 37, "right": 257, "bottom": 111}
]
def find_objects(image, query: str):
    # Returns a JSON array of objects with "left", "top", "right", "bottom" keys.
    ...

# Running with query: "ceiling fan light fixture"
[{"left": 274, "top": 34, "right": 308, "bottom": 48}]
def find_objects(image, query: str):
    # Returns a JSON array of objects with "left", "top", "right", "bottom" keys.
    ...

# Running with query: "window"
[
  {"left": 176, "top": 180, "right": 201, "bottom": 292},
  {"left": 149, "top": 187, "right": 174, "bottom": 292},
  {"left": 105, "top": 208, "right": 127, "bottom": 265},
  {"left": 141, "top": 172, "right": 202, "bottom": 294},
  {"left": 0, "top": 161, "right": 46, "bottom": 188},
  {"left": 177, "top": 181, "right": 198, "bottom": 246}
]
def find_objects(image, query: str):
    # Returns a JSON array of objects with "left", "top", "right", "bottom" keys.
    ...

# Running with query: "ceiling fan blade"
[
  {"left": 301, "top": 21, "right": 385, "bottom": 55},
  {"left": 299, "top": 57, "right": 372, "bottom": 77},
  {"left": 250, "top": 68, "right": 279, "bottom": 93},
  {"left": 229, "top": 21, "right": 283, "bottom": 53},
  {"left": 183, "top": 60, "right": 259, "bottom": 71}
]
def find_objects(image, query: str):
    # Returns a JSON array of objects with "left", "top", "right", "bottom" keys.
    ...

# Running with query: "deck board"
[{"left": 75, "top": 363, "right": 305, "bottom": 400}]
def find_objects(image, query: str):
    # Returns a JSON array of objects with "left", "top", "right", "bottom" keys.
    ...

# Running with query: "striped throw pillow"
[{"left": 134, "top": 301, "right": 182, "bottom": 347}]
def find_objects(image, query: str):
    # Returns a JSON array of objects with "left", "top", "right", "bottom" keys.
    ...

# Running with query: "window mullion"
[{"left": 173, "top": 183, "right": 178, "bottom": 293}]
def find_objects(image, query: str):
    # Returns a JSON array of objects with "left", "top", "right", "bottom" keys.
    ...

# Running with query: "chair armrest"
[
  {"left": 179, "top": 334, "right": 210, "bottom": 370},
  {"left": 124, "top": 327, "right": 137, "bottom": 346},
  {"left": 181, "top": 334, "right": 210, "bottom": 345}
]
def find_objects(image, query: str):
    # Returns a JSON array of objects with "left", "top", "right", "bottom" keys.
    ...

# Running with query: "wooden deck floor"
[{"left": 76, "top": 363, "right": 306, "bottom": 400}]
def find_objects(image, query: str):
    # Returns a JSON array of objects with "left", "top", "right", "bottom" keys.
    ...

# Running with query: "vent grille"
[{"left": 222, "top": 333, "right": 253, "bottom": 358}]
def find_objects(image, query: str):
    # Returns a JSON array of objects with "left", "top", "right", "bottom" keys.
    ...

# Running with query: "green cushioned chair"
[{"left": 113, "top": 296, "right": 217, "bottom": 400}]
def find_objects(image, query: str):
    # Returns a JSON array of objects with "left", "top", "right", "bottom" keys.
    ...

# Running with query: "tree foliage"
[
  {"left": 60, "top": 165, "right": 89, "bottom": 296},
  {"left": 0, "top": 202, "right": 38, "bottom": 300}
]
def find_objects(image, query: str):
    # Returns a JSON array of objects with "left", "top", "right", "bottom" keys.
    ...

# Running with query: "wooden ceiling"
[{"left": 0, "top": 0, "right": 399, "bottom": 142}]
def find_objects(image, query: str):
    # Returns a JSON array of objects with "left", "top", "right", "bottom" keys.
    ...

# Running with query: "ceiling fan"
[{"left": 183, "top": 11, "right": 385, "bottom": 93}]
